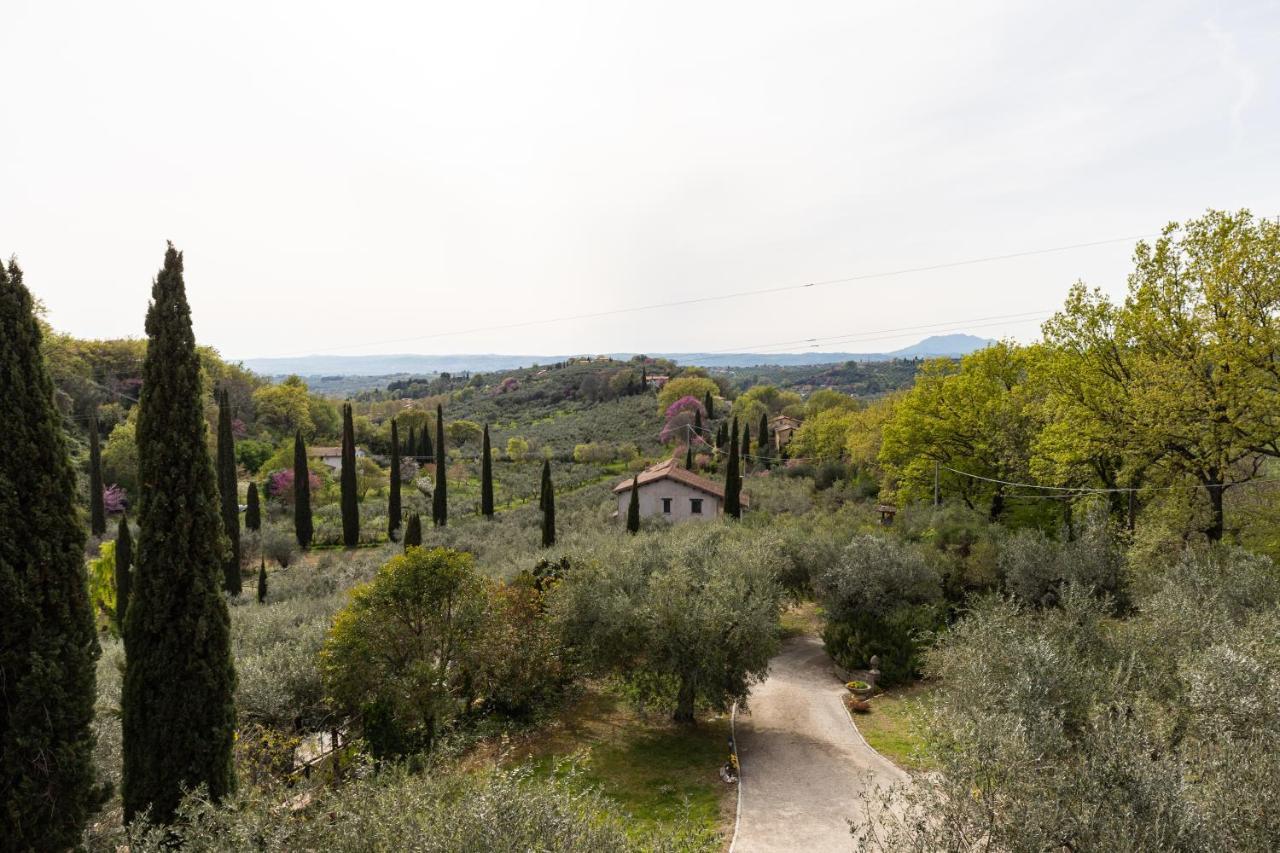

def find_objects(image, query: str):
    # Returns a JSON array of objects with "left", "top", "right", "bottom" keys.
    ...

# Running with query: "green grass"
[
  {"left": 853, "top": 681, "right": 937, "bottom": 772},
  {"left": 510, "top": 689, "right": 733, "bottom": 844}
]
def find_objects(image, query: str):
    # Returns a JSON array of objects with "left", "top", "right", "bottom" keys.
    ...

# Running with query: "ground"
[
  {"left": 732, "top": 635, "right": 907, "bottom": 852},
  {"left": 852, "top": 681, "right": 937, "bottom": 772}
]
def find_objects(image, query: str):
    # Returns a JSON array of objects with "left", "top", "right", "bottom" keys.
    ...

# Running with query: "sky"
[{"left": 3, "top": 0, "right": 1279, "bottom": 359}]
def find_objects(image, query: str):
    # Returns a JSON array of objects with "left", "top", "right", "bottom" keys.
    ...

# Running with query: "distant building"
[
  {"left": 309, "top": 446, "right": 366, "bottom": 471},
  {"left": 645, "top": 374, "right": 669, "bottom": 389},
  {"left": 612, "top": 458, "right": 746, "bottom": 523},
  {"left": 770, "top": 415, "right": 802, "bottom": 450}
]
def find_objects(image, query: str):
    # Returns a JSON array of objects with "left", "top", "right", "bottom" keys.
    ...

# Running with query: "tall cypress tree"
[
  {"left": 245, "top": 481, "right": 261, "bottom": 532},
  {"left": 704, "top": 389, "right": 715, "bottom": 420},
  {"left": 626, "top": 475, "right": 640, "bottom": 534},
  {"left": 539, "top": 459, "right": 556, "bottom": 548},
  {"left": 123, "top": 243, "right": 236, "bottom": 824},
  {"left": 432, "top": 404, "right": 447, "bottom": 527},
  {"left": 115, "top": 515, "right": 133, "bottom": 633},
  {"left": 216, "top": 389, "right": 241, "bottom": 595},
  {"left": 685, "top": 441, "right": 694, "bottom": 469},
  {"left": 88, "top": 411, "right": 106, "bottom": 536},
  {"left": 421, "top": 419, "right": 434, "bottom": 464},
  {"left": 406, "top": 425, "right": 416, "bottom": 460},
  {"left": 340, "top": 403, "right": 359, "bottom": 547},
  {"left": 742, "top": 422, "right": 751, "bottom": 462},
  {"left": 724, "top": 417, "right": 742, "bottom": 519},
  {"left": 293, "top": 430, "right": 313, "bottom": 549},
  {"left": 388, "top": 418, "right": 401, "bottom": 540},
  {"left": 480, "top": 423, "right": 494, "bottom": 518},
  {"left": 256, "top": 556, "right": 267, "bottom": 605},
  {"left": 694, "top": 408, "right": 703, "bottom": 442},
  {"left": 403, "top": 513, "right": 422, "bottom": 549},
  {"left": 1, "top": 258, "right": 102, "bottom": 848},
  {"left": 758, "top": 411, "right": 772, "bottom": 469}
]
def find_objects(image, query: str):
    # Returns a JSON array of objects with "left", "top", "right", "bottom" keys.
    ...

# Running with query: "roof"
[
  {"left": 771, "top": 414, "right": 801, "bottom": 427},
  {"left": 613, "top": 458, "right": 748, "bottom": 504},
  {"left": 309, "top": 446, "right": 342, "bottom": 457}
]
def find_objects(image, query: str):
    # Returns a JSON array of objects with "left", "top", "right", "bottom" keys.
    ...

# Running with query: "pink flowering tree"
[
  {"left": 660, "top": 396, "right": 709, "bottom": 446},
  {"left": 266, "top": 468, "right": 321, "bottom": 503},
  {"left": 103, "top": 484, "right": 128, "bottom": 514}
]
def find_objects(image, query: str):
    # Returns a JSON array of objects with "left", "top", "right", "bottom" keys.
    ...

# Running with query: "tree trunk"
[
  {"left": 988, "top": 488, "right": 1005, "bottom": 522},
  {"left": 673, "top": 676, "right": 697, "bottom": 725},
  {"left": 1205, "top": 480, "right": 1225, "bottom": 542}
]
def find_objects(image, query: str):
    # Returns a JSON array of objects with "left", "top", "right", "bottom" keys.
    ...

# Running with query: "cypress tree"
[
  {"left": 1, "top": 258, "right": 102, "bottom": 848},
  {"left": 88, "top": 411, "right": 106, "bottom": 536},
  {"left": 704, "top": 390, "right": 715, "bottom": 420},
  {"left": 340, "top": 403, "right": 359, "bottom": 547},
  {"left": 403, "top": 513, "right": 422, "bottom": 549},
  {"left": 256, "top": 556, "right": 267, "bottom": 604},
  {"left": 742, "top": 422, "right": 751, "bottom": 461},
  {"left": 432, "top": 404, "right": 447, "bottom": 527},
  {"left": 216, "top": 389, "right": 241, "bottom": 595},
  {"left": 626, "top": 475, "right": 640, "bottom": 534},
  {"left": 388, "top": 419, "right": 402, "bottom": 540},
  {"left": 421, "top": 419, "right": 434, "bottom": 463},
  {"left": 725, "top": 417, "right": 742, "bottom": 519},
  {"left": 539, "top": 459, "right": 556, "bottom": 548},
  {"left": 480, "top": 423, "right": 494, "bottom": 518},
  {"left": 685, "top": 441, "right": 694, "bottom": 469},
  {"left": 245, "top": 481, "right": 261, "bottom": 532},
  {"left": 406, "top": 425, "right": 416, "bottom": 460},
  {"left": 123, "top": 243, "right": 236, "bottom": 824},
  {"left": 116, "top": 515, "right": 133, "bottom": 633},
  {"left": 293, "top": 430, "right": 313, "bottom": 549},
  {"left": 758, "top": 411, "right": 772, "bottom": 469},
  {"left": 694, "top": 408, "right": 703, "bottom": 442}
]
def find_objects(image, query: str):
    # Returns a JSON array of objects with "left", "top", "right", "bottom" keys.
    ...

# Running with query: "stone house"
[
  {"left": 613, "top": 458, "right": 746, "bottom": 523},
  {"left": 309, "top": 445, "right": 367, "bottom": 472},
  {"left": 770, "top": 414, "right": 802, "bottom": 451}
]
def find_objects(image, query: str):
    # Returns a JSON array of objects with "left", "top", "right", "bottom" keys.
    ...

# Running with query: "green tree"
[
  {"left": 252, "top": 377, "right": 313, "bottom": 438},
  {"left": 403, "top": 513, "right": 422, "bottom": 549},
  {"left": 122, "top": 243, "right": 236, "bottom": 824},
  {"left": 116, "top": 515, "right": 133, "bottom": 632},
  {"left": 757, "top": 411, "right": 771, "bottom": 469},
  {"left": 89, "top": 411, "right": 106, "bottom": 535},
  {"left": 421, "top": 419, "right": 434, "bottom": 463},
  {"left": 216, "top": 389, "right": 242, "bottom": 595},
  {"left": 432, "top": 405, "right": 447, "bottom": 527},
  {"left": 245, "top": 481, "right": 261, "bottom": 532},
  {"left": 626, "top": 476, "right": 640, "bottom": 534},
  {"left": 405, "top": 425, "right": 416, "bottom": 460},
  {"left": 685, "top": 441, "right": 693, "bottom": 469},
  {"left": 742, "top": 422, "right": 751, "bottom": 462},
  {"left": 256, "top": 556, "right": 267, "bottom": 604},
  {"left": 340, "top": 404, "right": 359, "bottom": 547},
  {"left": 540, "top": 459, "right": 556, "bottom": 548},
  {"left": 387, "top": 418, "right": 402, "bottom": 540},
  {"left": 481, "top": 423, "right": 495, "bottom": 518},
  {"left": 704, "top": 389, "right": 715, "bottom": 419},
  {"left": 506, "top": 436, "right": 530, "bottom": 462},
  {"left": 320, "top": 547, "right": 484, "bottom": 757},
  {"left": 724, "top": 418, "right": 742, "bottom": 519},
  {"left": 1, "top": 258, "right": 102, "bottom": 848},
  {"left": 656, "top": 376, "right": 719, "bottom": 413},
  {"left": 293, "top": 431, "right": 313, "bottom": 548}
]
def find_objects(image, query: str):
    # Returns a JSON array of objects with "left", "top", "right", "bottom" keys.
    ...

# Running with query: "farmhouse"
[
  {"left": 309, "top": 445, "right": 367, "bottom": 471},
  {"left": 613, "top": 458, "right": 745, "bottom": 523},
  {"left": 770, "top": 414, "right": 801, "bottom": 451}
]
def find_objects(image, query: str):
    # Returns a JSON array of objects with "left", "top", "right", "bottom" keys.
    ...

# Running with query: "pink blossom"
[
  {"left": 103, "top": 484, "right": 128, "bottom": 514},
  {"left": 266, "top": 468, "right": 321, "bottom": 500}
]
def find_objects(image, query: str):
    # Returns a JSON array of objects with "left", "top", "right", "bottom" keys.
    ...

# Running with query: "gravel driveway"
[{"left": 731, "top": 635, "right": 907, "bottom": 852}]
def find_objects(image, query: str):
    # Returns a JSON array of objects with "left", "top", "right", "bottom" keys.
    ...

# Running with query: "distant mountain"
[{"left": 240, "top": 334, "right": 995, "bottom": 376}]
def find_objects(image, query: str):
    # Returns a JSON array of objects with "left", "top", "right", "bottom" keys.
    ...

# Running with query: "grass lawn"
[
  {"left": 488, "top": 687, "right": 735, "bottom": 846},
  {"left": 778, "top": 601, "right": 823, "bottom": 638},
  {"left": 852, "top": 681, "right": 938, "bottom": 772}
]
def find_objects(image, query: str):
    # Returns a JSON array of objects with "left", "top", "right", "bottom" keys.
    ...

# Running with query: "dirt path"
[{"left": 731, "top": 635, "right": 906, "bottom": 852}]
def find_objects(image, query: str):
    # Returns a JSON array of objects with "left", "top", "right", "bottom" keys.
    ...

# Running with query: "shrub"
[
  {"left": 998, "top": 514, "right": 1125, "bottom": 610},
  {"left": 261, "top": 523, "right": 297, "bottom": 568}
]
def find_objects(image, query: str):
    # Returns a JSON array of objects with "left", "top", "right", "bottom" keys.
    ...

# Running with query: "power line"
[
  {"left": 938, "top": 464, "right": 1280, "bottom": 495},
  {"left": 261, "top": 232, "right": 1150, "bottom": 358},
  {"left": 707, "top": 310, "right": 1050, "bottom": 354}
]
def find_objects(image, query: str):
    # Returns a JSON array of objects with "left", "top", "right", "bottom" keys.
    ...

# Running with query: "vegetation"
[
  {"left": 216, "top": 389, "right": 242, "bottom": 595},
  {"left": 293, "top": 431, "right": 312, "bottom": 548}
]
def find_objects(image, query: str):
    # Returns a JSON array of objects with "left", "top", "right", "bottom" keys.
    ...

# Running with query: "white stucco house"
[
  {"left": 613, "top": 458, "right": 746, "bottom": 523},
  {"left": 309, "top": 445, "right": 367, "bottom": 472}
]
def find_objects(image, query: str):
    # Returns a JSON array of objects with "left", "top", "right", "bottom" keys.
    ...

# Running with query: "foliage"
[
  {"left": 293, "top": 431, "right": 313, "bottom": 548},
  {"left": 103, "top": 483, "right": 128, "bottom": 514},
  {"left": 321, "top": 547, "right": 485, "bottom": 758},
  {"left": 813, "top": 535, "right": 944, "bottom": 685},
  {"left": 261, "top": 523, "right": 298, "bottom": 568},
  {"left": 998, "top": 513, "right": 1126, "bottom": 610},
  {"left": 123, "top": 244, "right": 237, "bottom": 824},
  {"left": 87, "top": 539, "right": 118, "bottom": 632},
  {"left": 340, "top": 403, "right": 359, "bottom": 547},
  {"left": 101, "top": 418, "right": 140, "bottom": 497},
  {"left": 89, "top": 414, "right": 106, "bottom": 535},
  {"left": 656, "top": 376, "right": 719, "bottom": 414},
  {"left": 660, "top": 395, "right": 708, "bottom": 445},
  {"left": 507, "top": 436, "right": 530, "bottom": 461},
  {"left": 217, "top": 389, "right": 242, "bottom": 595}
]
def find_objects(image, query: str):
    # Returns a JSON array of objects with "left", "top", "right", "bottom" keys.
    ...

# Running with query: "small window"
[
  {"left": 661, "top": 497, "right": 672, "bottom": 514},
  {"left": 690, "top": 498, "right": 703, "bottom": 515}
]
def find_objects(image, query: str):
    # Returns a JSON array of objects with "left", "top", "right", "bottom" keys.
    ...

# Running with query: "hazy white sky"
[{"left": 4, "top": 0, "right": 1279, "bottom": 358}]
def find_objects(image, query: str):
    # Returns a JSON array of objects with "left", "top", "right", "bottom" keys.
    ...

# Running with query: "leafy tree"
[
  {"left": 320, "top": 547, "right": 484, "bottom": 757},
  {"left": 245, "top": 481, "right": 261, "bottom": 531},
  {"left": 506, "top": 436, "right": 530, "bottom": 462},
  {"left": 340, "top": 403, "right": 359, "bottom": 547},
  {"left": 432, "top": 405, "right": 447, "bottom": 527},
  {"left": 724, "top": 418, "right": 742, "bottom": 519},
  {"left": 626, "top": 476, "right": 640, "bottom": 534},
  {"left": 123, "top": 243, "right": 236, "bottom": 824},
  {"left": 1, "top": 257, "right": 102, "bottom": 848},
  {"left": 116, "top": 515, "right": 133, "bottom": 632},
  {"left": 481, "top": 423, "right": 494, "bottom": 518},
  {"left": 388, "top": 419, "right": 401, "bottom": 540},
  {"left": 553, "top": 524, "right": 781, "bottom": 723},
  {"left": 656, "top": 376, "right": 719, "bottom": 413},
  {"left": 540, "top": 459, "right": 556, "bottom": 548},
  {"left": 252, "top": 377, "right": 313, "bottom": 438},
  {"left": 293, "top": 430, "right": 313, "bottom": 548},
  {"left": 216, "top": 389, "right": 241, "bottom": 595},
  {"left": 445, "top": 419, "right": 483, "bottom": 446},
  {"left": 403, "top": 513, "right": 422, "bottom": 549},
  {"left": 89, "top": 411, "right": 106, "bottom": 535},
  {"left": 102, "top": 418, "right": 140, "bottom": 496}
]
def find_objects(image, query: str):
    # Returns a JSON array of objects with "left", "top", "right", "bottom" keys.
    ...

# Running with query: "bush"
[
  {"left": 261, "top": 523, "right": 297, "bottom": 568},
  {"left": 814, "top": 535, "right": 943, "bottom": 685},
  {"left": 998, "top": 514, "right": 1125, "bottom": 610}
]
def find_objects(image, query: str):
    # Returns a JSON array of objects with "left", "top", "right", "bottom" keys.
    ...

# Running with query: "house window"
[
  {"left": 690, "top": 498, "right": 704, "bottom": 515},
  {"left": 661, "top": 497, "right": 672, "bottom": 514}
]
